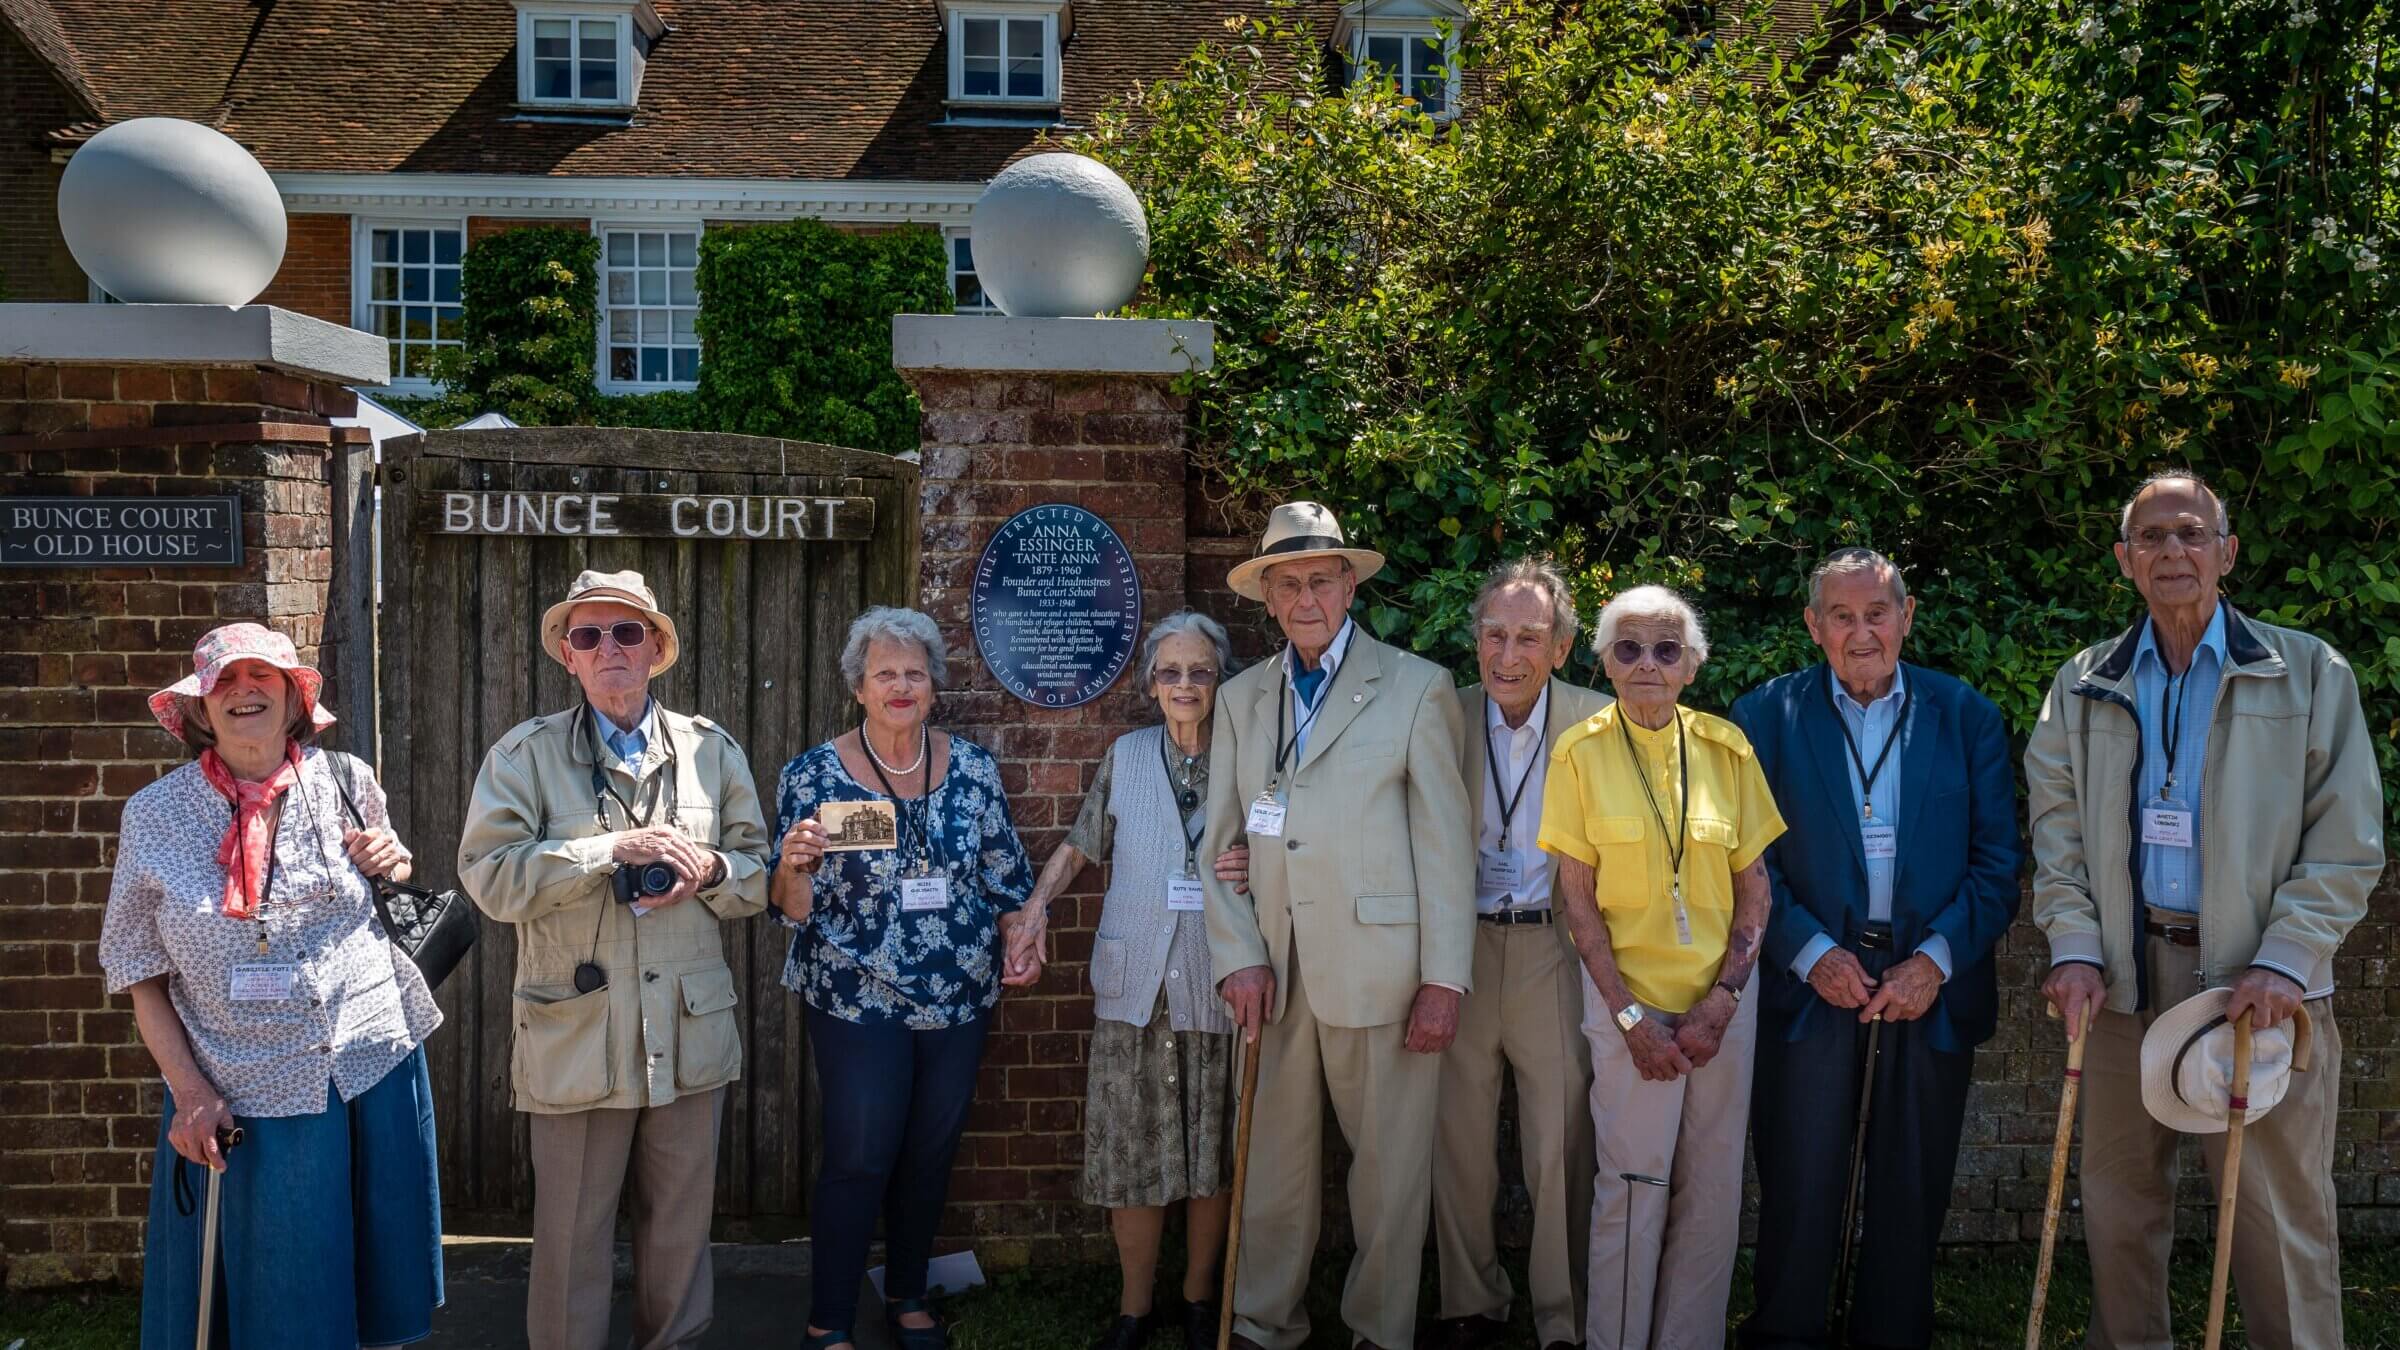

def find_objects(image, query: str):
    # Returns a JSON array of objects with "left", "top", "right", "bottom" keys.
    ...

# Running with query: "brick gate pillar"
[
  {"left": 0, "top": 303, "right": 386, "bottom": 1288},
  {"left": 894, "top": 313, "right": 1214, "bottom": 1266}
]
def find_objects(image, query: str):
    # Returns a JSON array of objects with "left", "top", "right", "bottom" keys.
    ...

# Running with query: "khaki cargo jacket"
[
  {"left": 458, "top": 703, "right": 769, "bottom": 1113},
  {"left": 2026, "top": 605, "right": 2386, "bottom": 1011}
]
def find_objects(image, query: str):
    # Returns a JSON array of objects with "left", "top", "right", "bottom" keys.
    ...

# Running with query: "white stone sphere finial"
[
  {"left": 57, "top": 117, "right": 289, "bottom": 307},
  {"left": 970, "top": 152, "right": 1150, "bottom": 318}
]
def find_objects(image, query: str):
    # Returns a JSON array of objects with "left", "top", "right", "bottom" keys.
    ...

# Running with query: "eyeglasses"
[
  {"left": 1609, "top": 638, "right": 1686, "bottom": 667},
  {"left": 1153, "top": 666, "right": 1219, "bottom": 687},
  {"left": 2126, "top": 525, "right": 2224, "bottom": 552},
  {"left": 1266, "top": 574, "right": 1350, "bottom": 605},
  {"left": 566, "top": 621, "right": 650, "bottom": 652}
]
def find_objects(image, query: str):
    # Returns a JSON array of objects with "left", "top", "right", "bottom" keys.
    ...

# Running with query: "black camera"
[{"left": 612, "top": 861, "right": 678, "bottom": 905}]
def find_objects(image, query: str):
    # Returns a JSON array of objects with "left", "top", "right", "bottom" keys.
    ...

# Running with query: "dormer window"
[
  {"left": 940, "top": 0, "right": 1068, "bottom": 108},
  {"left": 1337, "top": 0, "right": 1468, "bottom": 118},
  {"left": 514, "top": 0, "right": 664, "bottom": 110}
]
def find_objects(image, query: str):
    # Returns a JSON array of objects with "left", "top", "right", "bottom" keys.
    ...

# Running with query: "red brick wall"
[
  {"left": 0, "top": 30, "right": 88, "bottom": 303},
  {"left": 467, "top": 215, "right": 558, "bottom": 245},
  {"left": 0, "top": 361, "right": 359, "bottom": 1287},
  {"left": 904, "top": 369, "right": 1192, "bottom": 1264},
  {"left": 251, "top": 214, "right": 353, "bottom": 326}
]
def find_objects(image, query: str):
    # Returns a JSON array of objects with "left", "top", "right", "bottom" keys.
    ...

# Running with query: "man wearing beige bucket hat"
[
  {"left": 457, "top": 569, "right": 771, "bottom": 1350},
  {"left": 2026, "top": 471, "right": 2384, "bottom": 1350},
  {"left": 1202, "top": 502, "right": 1475, "bottom": 1350}
]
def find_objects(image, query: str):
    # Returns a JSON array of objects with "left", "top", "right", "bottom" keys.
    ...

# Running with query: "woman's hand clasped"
[
  {"left": 997, "top": 906, "right": 1048, "bottom": 988},
  {"left": 169, "top": 1092, "right": 236, "bottom": 1172},
  {"left": 340, "top": 825, "right": 412, "bottom": 882}
]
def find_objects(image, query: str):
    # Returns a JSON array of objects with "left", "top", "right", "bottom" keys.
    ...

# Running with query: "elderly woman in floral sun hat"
[{"left": 102, "top": 622, "right": 443, "bottom": 1350}]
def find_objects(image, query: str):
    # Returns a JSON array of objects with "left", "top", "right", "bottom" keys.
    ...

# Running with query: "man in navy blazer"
[{"left": 1730, "top": 549, "right": 2021, "bottom": 1350}]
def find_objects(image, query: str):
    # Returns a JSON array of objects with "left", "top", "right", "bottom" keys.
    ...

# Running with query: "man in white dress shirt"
[{"left": 1430, "top": 558, "right": 1613, "bottom": 1350}]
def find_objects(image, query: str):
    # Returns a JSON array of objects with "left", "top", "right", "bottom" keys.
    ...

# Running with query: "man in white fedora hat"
[
  {"left": 2026, "top": 471, "right": 2384, "bottom": 1350},
  {"left": 457, "top": 569, "right": 770, "bottom": 1350},
  {"left": 1202, "top": 502, "right": 1475, "bottom": 1350}
]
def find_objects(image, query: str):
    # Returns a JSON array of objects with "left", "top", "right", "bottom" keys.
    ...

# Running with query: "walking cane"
[
  {"left": 194, "top": 1125, "right": 246, "bottom": 1350},
  {"left": 1218, "top": 1031, "right": 1265, "bottom": 1350},
  {"left": 2025, "top": 1004, "right": 2087, "bottom": 1350},
  {"left": 2199, "top": 1005, "right": 2314, "bottom": 1350},
  {"left": 2202, "top": 1012, "right": 2255, "bottom": 1350},
  {"left": 1831, "top": 1014, "right": 1883, "bottom": 1343},
  {"left": 1617, "top": 1172, "right": 1669, "bottom": 1350}
]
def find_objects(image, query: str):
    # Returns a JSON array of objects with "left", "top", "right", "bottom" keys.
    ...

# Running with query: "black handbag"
[{"left": 330, "top": 754, "right": 480, "bottom": 991}]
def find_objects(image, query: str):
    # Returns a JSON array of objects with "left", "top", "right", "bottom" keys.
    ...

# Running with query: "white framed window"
[
  {"left": 597, "top": 224, "right": 701, "bottom": 391},
  {"left": 949, "top": 232, "right": 997, "bottom": 313},
  {"left": 513, "top": 2, "right": 659, "bottom": 108},
  {"left": 354, "top": 220, "right": 467, "bottom": 390},
  {"left": 942, "top": 3, "right": 1063, "bottom": 105},
  {"left": 1337, "top": 1, "right": 1467, "bottom": 118}
]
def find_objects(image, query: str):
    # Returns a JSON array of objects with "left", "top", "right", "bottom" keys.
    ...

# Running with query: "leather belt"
[
  {"left": 1478, "top": 907, "right": 1555, "bottom": 926},
  {"left": 1857, "top": 921, "right": 1895, "bottom": 951},
  {"left": 2145, "top": 911, "right": 2201, "bottom": 947}
]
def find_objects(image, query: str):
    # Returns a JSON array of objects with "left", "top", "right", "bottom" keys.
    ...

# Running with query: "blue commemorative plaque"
[{"left": 970, "top": 504, "right": 1142, "bottom": 708}]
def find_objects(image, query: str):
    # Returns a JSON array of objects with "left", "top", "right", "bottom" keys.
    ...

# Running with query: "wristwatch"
[
  {"left": 1615, "top": 1002, "right": 1646, "bottom": 1033},
  {"left": 1714, "top": 978, "right": 1743, "bottom": 1005}
]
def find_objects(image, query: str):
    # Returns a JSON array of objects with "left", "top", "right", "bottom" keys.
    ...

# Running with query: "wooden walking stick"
[
  {"left": 1831, "top": 1014, "right": 1883, "bottom": 1343},
  {"left": 2026, "top": 1004, "right": 2087, "bottom": 1350},
  {"left": 1218, "top": 1031, "right": 1265, "bottom": 1350},
  {"left": 2202, "top": 1011, "right": 2256, "bottom": 1350},
  {"left": 194, "top": 1125, "right": 245, "bottom": 1350}
]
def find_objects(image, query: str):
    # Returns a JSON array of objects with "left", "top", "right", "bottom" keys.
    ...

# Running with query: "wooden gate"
[{"left": 377, "top": 427, "right": 919, "bottom": 1234}]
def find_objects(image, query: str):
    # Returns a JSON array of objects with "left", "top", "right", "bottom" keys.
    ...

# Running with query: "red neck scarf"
[{"left": 199, "top": 744, "right": 305, "bottom": 921}]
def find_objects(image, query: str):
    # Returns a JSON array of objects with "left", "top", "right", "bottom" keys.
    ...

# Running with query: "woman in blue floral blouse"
[{"left": 770, "top": 606, "right": 1039, "bottom": 1350}]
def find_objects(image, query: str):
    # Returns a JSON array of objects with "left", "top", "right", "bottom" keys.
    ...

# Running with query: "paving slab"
[{"left": 422, "top": 1238, "right": 895, "bottom": 1350}]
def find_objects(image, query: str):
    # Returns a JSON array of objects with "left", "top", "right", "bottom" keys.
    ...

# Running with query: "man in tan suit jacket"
[
  {"left": 1204, "top": 502, "right": 1475, "bottom": 1350},
  {"left": 1433, "top": 559, "right": 1611, "bottom": 1350}
]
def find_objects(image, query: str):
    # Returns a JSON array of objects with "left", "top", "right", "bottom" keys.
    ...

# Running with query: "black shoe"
[
  {"left": 1094, "top": 1310, "right": 1158, "bottom": 1350},
  {"left": 1181, "top": 1298, "right": 1220, "bottom": 1350},
  {"left": 885, "top": 1297, "right": 950, "bottom": 1350},
  {"left": 1429, "top": 1315, "right": 1510, "bottom": 1350}
]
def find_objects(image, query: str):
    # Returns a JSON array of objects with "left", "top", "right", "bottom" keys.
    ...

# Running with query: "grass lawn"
[{"left": 7, "top": 1242, "right": 2393, "bottom": 1348}]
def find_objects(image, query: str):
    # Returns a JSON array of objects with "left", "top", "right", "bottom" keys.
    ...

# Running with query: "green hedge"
[
  {"left": 427, "top": 219, "right": 949, "bottom": 452},
  {"left": 1078, "top": 0, "right": 2399, "bottom": 808}
]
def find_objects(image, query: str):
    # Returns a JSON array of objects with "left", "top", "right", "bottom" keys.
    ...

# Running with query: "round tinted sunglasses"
[
  {"left": 1609, "top": 638, "right": 1685, "bottom": 667},
  {"left": 566, "top": 621, "right": 650, "bottom": 652}
]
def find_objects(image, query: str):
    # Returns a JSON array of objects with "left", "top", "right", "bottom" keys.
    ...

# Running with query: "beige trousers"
[
  {"left": 1234, "top": 953, "right": 1443, "bottom": 1350},
  {"left": 1433, "top": 922, "right": 1595, "bottom": 1345},
  {"left": 2078, "top": 929, "right": 2344, "bottom": 1350},
  {"left": 1581, "top": 970, "right": 1758, "bottom": 1350},
  {"left": 527, "top": 1086, "right": 726, "bottom": 1350}
]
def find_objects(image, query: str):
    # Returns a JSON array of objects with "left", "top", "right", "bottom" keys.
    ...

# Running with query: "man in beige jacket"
[
  {"left": 1432, "top": 558, "right": 1609, "bottom": 1350},
  {"left": 1204, "top": 502, "right": 1475, "bottom": 1350},
  {"left": 2026, "top": 473, "right": 2384, "bottom": 1350},
  {"left": 458, "top": 569, "right": 769, "bottom": 1350}
]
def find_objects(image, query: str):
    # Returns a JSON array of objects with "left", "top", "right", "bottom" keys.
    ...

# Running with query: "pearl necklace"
[{"left": 862, "top": 724, "right": 929, "bottom": 778}]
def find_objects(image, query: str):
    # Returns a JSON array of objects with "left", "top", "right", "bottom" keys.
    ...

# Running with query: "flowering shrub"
[{"left": 1079, "top": 0, "right": 2398, "bottom": 803}]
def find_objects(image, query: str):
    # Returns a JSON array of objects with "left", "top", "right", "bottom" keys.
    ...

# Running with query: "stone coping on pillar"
[
  {"left": 0, "top": 304, "right": 390, "bottom": 387},
  {"left": 892, "top": 314, "right": 1214, "bottom": 376}
]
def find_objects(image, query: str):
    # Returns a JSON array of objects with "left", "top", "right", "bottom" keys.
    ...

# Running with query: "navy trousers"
[
  {"left": 805, "top": 1005, "right": 992, "bottom": 1333},
  {"left": 1740, "top": 947, "right": 1973, "bottom": 1350}
]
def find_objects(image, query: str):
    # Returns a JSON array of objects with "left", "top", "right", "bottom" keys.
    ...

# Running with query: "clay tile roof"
[
  {"left": 28, "top": 0, "right": 1835, "bottom": 180},
  {"left": 1, "top": 0, "right": 107, "bottom": 119}
]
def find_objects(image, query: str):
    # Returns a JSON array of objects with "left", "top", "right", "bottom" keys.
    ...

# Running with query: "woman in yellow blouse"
[{"left": 1538, "top": 585, "right": 1785, "bottom": 1350}]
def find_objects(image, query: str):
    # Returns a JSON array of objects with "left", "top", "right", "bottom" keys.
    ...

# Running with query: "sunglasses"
[
  {"left": 1153, "top": 666, "right": 1219, "bottom": 687},
  {"left": 1609, "top": 638, "right": 1686, "bottom": 667},
  {"left": 566, "top": 621, "right": 650, "bottom": 652}
]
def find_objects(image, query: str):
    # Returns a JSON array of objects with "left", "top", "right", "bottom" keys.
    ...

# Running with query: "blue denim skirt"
[{"left": 140, "top": 1046, "right": 444, "bottom": 1349}]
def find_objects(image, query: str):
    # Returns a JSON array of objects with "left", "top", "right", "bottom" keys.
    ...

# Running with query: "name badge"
[
  {"left": 2141, "top": 805, "right": 2195, "bottom": 849},
  {"left": 900, "top": 875, "right": 952, "bottom": 912},
  {"left": 229, "top": 962, "right": 297, "bottom": 1002},
  {"left": 1246, "top": 792, "right": 1287, "bottom": 838},
  {"left": 1165, "top": 875, "right": 1207, "bottom": 912},
  {"left": 1477, "top": 847, "right": 1525, "bottom": 894},
  {"left": 1861, "top": 824, "right": 1898, "bottom": 861}
]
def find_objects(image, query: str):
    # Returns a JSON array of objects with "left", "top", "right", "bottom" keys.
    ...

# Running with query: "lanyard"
[
  {"left": 2159, "top": 665, "right": 2190, "bottom": 798},
  {"left": 1158, "top": 729, "right": 1206, "bottom": 875},
  {"left": 865, "top": 725, "right": 943, "bottom": 871},
  {"left": 1825, "top": 672, "right": 1908, "bottom": 821},
  {"left": 1618, "top": 708, "right": 1690, "bottom": 903},
  {"left": 584, "top": 704, "right": 675, "bottom": 829},
  {"left": 1271, "top": 653, "right": 1339, "bottom": 786},
  {"left": 1483, "top": 690, "right": 1551, "bottom": 848}
]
